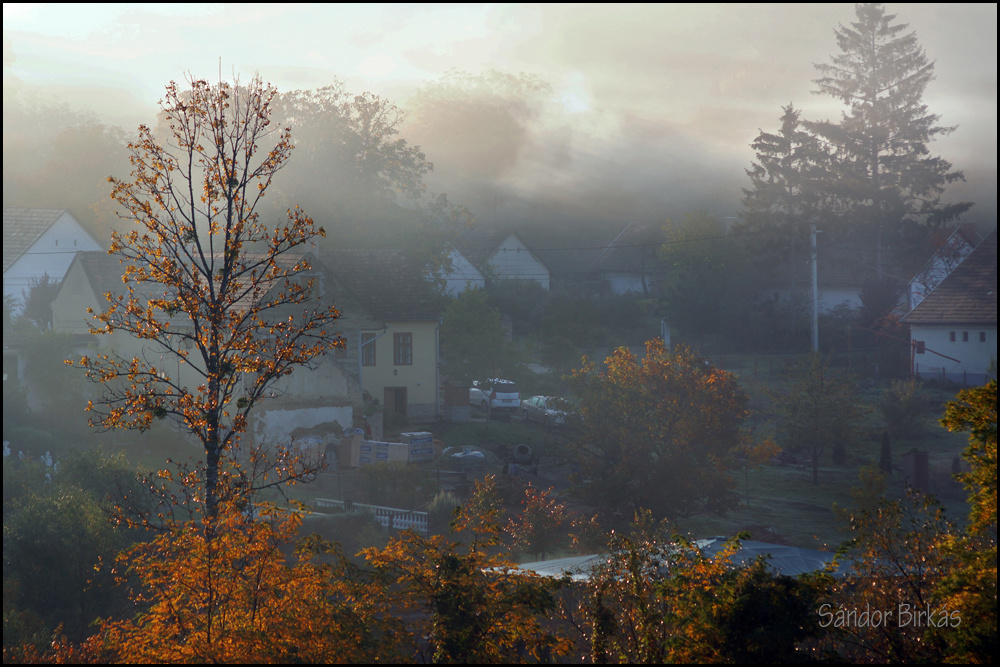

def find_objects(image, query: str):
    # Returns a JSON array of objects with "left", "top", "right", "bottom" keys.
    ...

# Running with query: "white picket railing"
[{"left": 314, "top": 498, "right": 429, "bottom": 534}]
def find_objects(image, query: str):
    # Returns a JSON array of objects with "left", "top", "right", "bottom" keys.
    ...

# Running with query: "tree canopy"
[
  {"left": 73, "top": 74, "right": 342, "bottom": 518},
  {"left": 569, "top": 340, "right": 746, "bottom": 517},
  {"left": 810, "top": 3, "right": 972, "bottom": 271},
  {"left": 439, "top": 287, "right": 524, "bottom": 386}
]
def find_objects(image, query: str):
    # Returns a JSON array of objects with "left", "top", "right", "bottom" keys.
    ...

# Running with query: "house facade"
[
  {"left": 52, "top": 250, "right": 366, "bottom": 445},
  {"left": 437, "top": 246, "right": 486, "bottom": 296},
  {"left": 3, "top": 208, "right": 103, "bottom": 312},
  {"left": 903, "top": 229, "right": 997, "bottom": 386},
  {"left": 453, "top": 228, "right": 550, "bottom": 290},
  {"left": 591, "top": 222, "right": 666, "bottom": 296},
  {"left": 313, "top": 249, "right": 443, "bottom": 422}
]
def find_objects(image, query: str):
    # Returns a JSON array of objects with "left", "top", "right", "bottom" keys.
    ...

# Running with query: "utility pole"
[{"left": 811, "top": 220, "right": 819, "bottom": 353}]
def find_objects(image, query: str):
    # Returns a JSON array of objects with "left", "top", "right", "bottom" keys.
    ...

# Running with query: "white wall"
[
  {"left": 252, "top": 405, "right": 354, "bottom": 445},
  {"left": 489, "top": 234, "right": 549, "bottom": 290},
  {"left": 3, "top": 212, "right": 102, "bottom": 310},
  {"left": 911, "top": 324, "right": 997, "bottom": 384},
  {"left": 439, "top": 249, "right": 485, "bottom": 296}
]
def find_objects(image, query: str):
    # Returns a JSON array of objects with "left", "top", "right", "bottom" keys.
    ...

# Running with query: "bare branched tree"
[{"left": 73, "top": 74, "right": 342, "bottom": 518}]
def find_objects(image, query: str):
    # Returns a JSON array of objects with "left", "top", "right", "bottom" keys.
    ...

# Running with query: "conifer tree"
[
  {"left": 740, "top": 103, "right": 826, "bottom": 295},
  {"left": 809, "top": 3, "right": 972, "bottom": 275}
]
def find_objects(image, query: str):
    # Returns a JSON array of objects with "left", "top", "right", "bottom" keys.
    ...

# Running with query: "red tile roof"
[{"left": 903, "top": 229, "right": 997, "bottom": 326}]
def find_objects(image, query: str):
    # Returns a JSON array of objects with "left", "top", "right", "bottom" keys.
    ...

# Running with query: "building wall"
[
  {"left": 360, "top": 320, "right": 439, "bottom": 420},
  {"left": 51, "top": 259, "right": 102, "bottom": 335},
  {"left": 4, "top": 213, "right": 102, "bottom": 308},
  {"left": 489, "top": 234, "right": 550, "bottom": 290},
  {"left": 52, "top": 260, "right": 365, "bottom": 432},
  {"left": 911, "top": 324, "right": 997, "bottom": 384},
  {"left": 440, "top": 249, "right": 486, "bottom": 296}
]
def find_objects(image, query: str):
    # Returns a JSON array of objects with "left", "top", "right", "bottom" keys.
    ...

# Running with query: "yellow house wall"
[{"left": 361, "top": 320, "right": 438, "bottom": 419}]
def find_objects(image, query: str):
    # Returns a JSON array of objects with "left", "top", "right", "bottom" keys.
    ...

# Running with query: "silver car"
[{"left": 520, "top": 395, "right": 573, "bottom": 427}]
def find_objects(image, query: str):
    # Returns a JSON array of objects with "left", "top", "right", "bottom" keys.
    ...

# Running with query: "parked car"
[
  {"left": 520, "top": 395, "right": 575, "bottom": 427},
  {"left": 470, "top": 379, "right": 520, "bottom": 416}
]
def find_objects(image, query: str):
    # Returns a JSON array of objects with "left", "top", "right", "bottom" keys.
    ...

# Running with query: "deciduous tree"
[
  {"left": 935, "top": 379, "right": 997, "bottom": 662},
  {"left": 440, "top": 286, "right": 524, "bottom": 386},
  {"left": 362, "top": 476, "right": 571, "bottom": 663},
  {"left": 941, "top": 379, "right": 997, "bottom": 534},
  {"left": 658, "top": 212, "right": 757, "bottom": 348},
  {"left": 98, "top": 502, "right": 402, "bottom": 663},
  {"left": 777, "top": 355, "right": 864, "bottom": 484},
  {"left": 569, "top": 340, "right": 746, "bottom": 517},
  {"left": 732, "top": 431, "right": 781, "bottom": 507},
  {"left": 506, "top": 484, "right": 569, "bottom": 561},
  {"left": 72, "top": 74, "right": 342, "bottom": 518}
]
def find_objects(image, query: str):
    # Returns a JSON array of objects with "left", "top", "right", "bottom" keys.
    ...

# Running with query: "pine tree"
[
  {"left": 809, "top": 3, "right": 972, "bottom": 276},
  {"left": 740, "top": 103, "right": 826, "bottom": 294}
]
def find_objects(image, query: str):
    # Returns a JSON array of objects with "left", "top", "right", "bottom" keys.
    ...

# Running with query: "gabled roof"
[
  {"left": 3, "top": 208, "right": 96, "bottom": 272},
  {"left": 70, "top": 248, "right": 310, "bottom": 325},
  {"left": 903, "top": 229, "right": 997, "bottom": 326},
  {"left": 452, "top": 227, "right": 514, "bottom": 267},
  {"left": 453, "top": 228, "right": 551, "bottom": 276},
  {"left": 75, "top": 250, "right": 128, "bottom": 298},
  {"left": 313, "top": 249, "right": 441, "bottom": 322},
  {"left": 592, "top": 221, "right": 664, "bottom": 272}
]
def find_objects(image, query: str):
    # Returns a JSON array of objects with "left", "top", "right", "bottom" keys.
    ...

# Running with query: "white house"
[
  {"left": 906, "top": 225, "right": 979, "bottom": 311},
  {"left": 3, "top": 208, "right": 103, "bottom": 312},
  {"left": 436, "top": 245, "right": 486, "bottom": 296},
  {"left": 591, "top": 222, "right": 666, "bottom": 295},
  {"left": 454, "top": 229, "right": 550, "bottom": 290},
  {"left": 903, "top": 229, "right": 997, "bottom": 386}
]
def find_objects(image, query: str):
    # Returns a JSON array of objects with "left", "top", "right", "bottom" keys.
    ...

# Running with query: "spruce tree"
[
  {"left": 740, "top": 103, "right": 826, "bottom": 294},
  {"left": 809, "top": 3, "right": 972, "bottom": 276}
]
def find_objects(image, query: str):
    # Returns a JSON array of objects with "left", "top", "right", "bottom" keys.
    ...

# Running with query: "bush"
[{"left": 426, "top": 490, "right": 462, "bottom": 534}]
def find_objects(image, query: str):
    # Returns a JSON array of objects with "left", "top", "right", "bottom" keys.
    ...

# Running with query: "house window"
[
  {"left": 914, "top": 340, "right": 925, "bottom": 354},
  {"left": 361, "top": 332, "right": 377, "bottom": 366},
  {"left": 962, "top": 331, "right": 969, "bottom": 342},
  {"left": 393, "top": 333, "right": 413, "bottom": 366},
  {"left": 981, "top": 332, "right": 987, "bottom": 343},
  {"left": 949, "top": 331, "right": 956, "bottom": 342}
]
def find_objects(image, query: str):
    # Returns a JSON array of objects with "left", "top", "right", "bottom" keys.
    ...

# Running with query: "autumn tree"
[
  {"left": 363, "top": 476, "right": 571, "bottom": 663},
  {"left": 73, "top": 74, "right": 342, "bottom": 518},
  {"left": 934, "top": 380, "right": 997, "bottom": 662},
  {"left": 732, "top": 431, "right": 781, "bottom": 507},
  {"left": 823, "top": 489, "right": 961, "bottom": 663},
  {"left": 580, "top": 512, "right": 823, "bottom": 664},
  {"left": 569, "top": 340, "right": 747, "bottom": 517},
  {"left": 506, "top": 484, "right": 570, "bottom": 561},
  {"left": 941, "top": 379, "right": 997, "bottom": 535},
  {"left": 94, "top": 502, "right": 403, "bottom": 663},
  {"left": 810, "top": 3, "right": 972, "bottom": 276}
]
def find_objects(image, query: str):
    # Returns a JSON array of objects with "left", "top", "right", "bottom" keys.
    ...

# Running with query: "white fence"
[{"left": 314, "top": 498, "right": 429, "bottom": 534}]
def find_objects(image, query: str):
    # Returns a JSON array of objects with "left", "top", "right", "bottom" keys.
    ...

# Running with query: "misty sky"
[{"left": 3, "top": 3, "right": 996, "bottom": 231}]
